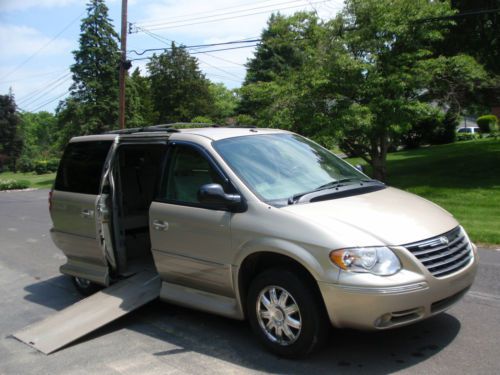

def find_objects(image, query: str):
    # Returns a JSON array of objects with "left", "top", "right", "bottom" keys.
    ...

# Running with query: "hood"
[{"left": 281, "top": 187, "right": 458, "bottom": 246}]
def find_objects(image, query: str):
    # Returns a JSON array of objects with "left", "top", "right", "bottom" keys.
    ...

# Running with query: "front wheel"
[
  {"left": 247, "top": 268, "right": 329, "bottom": 358},
  {"left": 72, "top": 276, "right": 102, "bottom": 296}
]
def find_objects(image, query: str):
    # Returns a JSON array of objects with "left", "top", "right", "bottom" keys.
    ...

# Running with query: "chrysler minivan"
[{"left": 49, "top": 125, "right": 477, "bottom": 357}]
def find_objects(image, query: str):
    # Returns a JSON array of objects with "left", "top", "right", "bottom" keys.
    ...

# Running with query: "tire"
[
  {"left": 247, "top": 268, "right": 329, "bottom": 358},
  {"left": 72, "top": 276, "right": 102, "bottom": 296}
]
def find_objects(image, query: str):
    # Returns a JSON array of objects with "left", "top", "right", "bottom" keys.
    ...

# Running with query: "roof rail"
[
  {"left": 105, "top": 122, "right": 257, "bottom": 135},
  {"left": 106, "top": 122, "right": 223, "bottom": 135},
  {"left": 106, "top": 124, "right": 179, "bottom": 135}
]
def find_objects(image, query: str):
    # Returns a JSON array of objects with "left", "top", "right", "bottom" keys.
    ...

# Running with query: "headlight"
[{"left": 330, "top": 247, "right": 401, "bottom": 276}]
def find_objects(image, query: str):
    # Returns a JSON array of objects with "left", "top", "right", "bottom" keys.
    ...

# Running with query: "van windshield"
[{"left": 213, "top": 133, "right": 369, "bottom": 204}]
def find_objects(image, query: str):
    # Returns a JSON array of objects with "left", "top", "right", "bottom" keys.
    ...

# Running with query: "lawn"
[
  {"left": 0, "top": 171, "right": 55, "bottom": 189},
  {"left": 346, "top": 139, "right": 500, "bottom": 245}
]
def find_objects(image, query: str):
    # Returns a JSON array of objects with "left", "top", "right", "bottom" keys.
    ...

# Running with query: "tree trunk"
[{"left": 370, "top": 156, "right": 387, "bottom": 181}]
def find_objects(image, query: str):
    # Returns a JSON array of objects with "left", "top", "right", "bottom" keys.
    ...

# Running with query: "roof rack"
[{"left": 105, "top": 122, "right": 257, "bottom": 135}]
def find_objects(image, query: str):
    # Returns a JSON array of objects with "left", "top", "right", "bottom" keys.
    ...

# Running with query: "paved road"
[{"left": 1, "top": 189, "right": 499, "bottom": 375}]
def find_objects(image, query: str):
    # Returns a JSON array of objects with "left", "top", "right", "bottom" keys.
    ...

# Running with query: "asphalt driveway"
[{"left": 0, "top": 189, "right": 499, "bottom": 374}]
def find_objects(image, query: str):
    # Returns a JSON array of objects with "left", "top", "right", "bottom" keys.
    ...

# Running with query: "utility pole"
[{"left": 118, "top": 0, "right": 128, "bottom": 129}]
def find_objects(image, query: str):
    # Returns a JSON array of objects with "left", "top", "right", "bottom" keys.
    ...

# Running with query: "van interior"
[{"left": 112, "top": 143, "right": 165, "bottom": 275}]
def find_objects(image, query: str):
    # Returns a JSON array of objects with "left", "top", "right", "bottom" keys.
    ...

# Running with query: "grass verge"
[
  {"left": 0, "top": 171, "right": 55, "bottom": 190},
  {"left": 347, "top": 139, "right": 500, "bottom": 245}
]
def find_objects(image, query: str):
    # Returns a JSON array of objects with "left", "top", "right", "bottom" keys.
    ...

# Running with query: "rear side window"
[{"left": 55, "top": 141, "right": 112, "bottom": 195}]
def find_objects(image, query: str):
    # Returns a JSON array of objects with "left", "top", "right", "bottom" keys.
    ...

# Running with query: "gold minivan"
[{"left": 49, "top": 125, "right": 477, "bottom": 357}]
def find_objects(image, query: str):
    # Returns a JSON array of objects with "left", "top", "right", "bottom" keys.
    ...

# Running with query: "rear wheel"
[
  {"left": 247, "top": 268, "right": 329, "bottom": 358},
  {"left": 72, "top": 276, "right": 101, "bottom": 296}
]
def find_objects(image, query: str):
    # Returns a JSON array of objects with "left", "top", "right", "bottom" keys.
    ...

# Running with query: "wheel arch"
[{"left": 236, "top": 246, "right": 327, "bottom": 318}]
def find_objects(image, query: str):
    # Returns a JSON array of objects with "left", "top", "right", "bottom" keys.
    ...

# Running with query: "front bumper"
[{"left": 318, "top": 244, "right": 478, "bottom": 330}]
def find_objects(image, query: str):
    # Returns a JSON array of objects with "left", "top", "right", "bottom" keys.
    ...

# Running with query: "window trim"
[{"left": 155, "top": 141, "right": 240, "bottom": 211}]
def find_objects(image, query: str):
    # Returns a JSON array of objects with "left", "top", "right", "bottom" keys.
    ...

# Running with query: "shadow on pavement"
[{"left": 21, "top": 276, "right": 461, "bottom": 374}]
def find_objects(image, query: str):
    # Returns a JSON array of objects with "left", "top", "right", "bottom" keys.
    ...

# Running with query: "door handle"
[
  {"left": 152, "top": 219, "right": 169, "bottom": 231},
  {"left": 80, "top": 209, "right": 94, "bottom": 219}
]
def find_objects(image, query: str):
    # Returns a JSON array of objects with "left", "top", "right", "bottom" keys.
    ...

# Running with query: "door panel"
[
  {"left": 50, "top": 190, "right": 106, "bottom": 267},
  {"left": 150, "top": 202, "right": 233, "bottom": 296},
  {"left": 149, "top": 143, "right": 234, "bottom": 297}
]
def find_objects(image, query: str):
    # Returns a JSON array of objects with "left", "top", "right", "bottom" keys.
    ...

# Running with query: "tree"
[
  {"left": 0, "top": 92, "right": 23, "bottom": 171},
  {"left": 147, "top": 43, "right": 213, "bottom": 123},
  {"left": 437, "top": 0, "right": 500, "bottom": 112},
  {"left": 57, "top": 0, "right": 120, "bottom": 141},
  {"left": 286, "top": 0, "right": 485, "bottom": 180},
  {"left": 239, "top": 12, "right": 323, "bottom": 117},
  {"left": 126, "top": 68, "right": 157, "bottom": 127},
  {"left": 208, "top": 82, "right": 238, "bottom": 123},
  {"left": 19, "top": 111, "right": 58, "bottom": 159}
]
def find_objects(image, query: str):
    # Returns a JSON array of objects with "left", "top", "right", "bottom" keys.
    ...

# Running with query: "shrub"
[
  {"left": 190, "top": 116, "right": 213, "bottom": 124},
  {"left": 17, "top": 156, "right": 34, "bottom": 173},
  {"left": 0, "top": 179, "right": 30, "bottom": 190},
  {"left": 457, "top": 132, "right": 480, "bottom": 141},
  {"left": 47, "top": 158, "right": 60, "bottom": 172},
  {"left": 234, "top": 114, "right": 256, "bottom": 126},
  {"left": 476, "top": 115, "right": 498, "bottom": 134},
  {"left": 32, "top": 158, "right": 60, "bottom": 174}
]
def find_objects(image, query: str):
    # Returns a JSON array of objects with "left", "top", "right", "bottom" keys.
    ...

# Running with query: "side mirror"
[
  {"left": 355, "top": 164, "right": 364, "bottom": 173},
  {"left": 197, "top": 183, "right": 246, "bottom": 212}
]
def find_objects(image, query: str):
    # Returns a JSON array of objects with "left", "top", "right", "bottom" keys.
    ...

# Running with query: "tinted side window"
[
  {"left": 162, "top": 145, "right": 226, "bottom": 204},
  {"left": 55, "top": 141, "right": 112, "bottom": 195}
]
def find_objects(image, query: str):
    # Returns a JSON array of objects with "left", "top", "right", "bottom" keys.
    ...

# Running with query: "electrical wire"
[
  {"left": 0, "top": 68, "right": 68, "bottom": 85},
  {"left": 17, "top": 72, "right": 71, "bottom": 106},
  {"left": 135, "top": 0, "right": 305, "bottom": 28},
  {"left": 0, "top": 11, "right": 84, "bottom": 81},
  {"left": 28, "top": 90, "right": 71, "bottom": 112},
  {"left": 135, "top": 0, "right": 333, "bottom": 31},
  {"left": 135, "top": 0, "right": 312, "bottom": 29},
  {"left": 129, "top": 44, "right": 259, "bottom": 61}
]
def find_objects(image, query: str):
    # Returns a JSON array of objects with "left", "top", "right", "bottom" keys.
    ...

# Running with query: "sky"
[{"left": 0, "top": 0, "right": 344, "bottom": 113}]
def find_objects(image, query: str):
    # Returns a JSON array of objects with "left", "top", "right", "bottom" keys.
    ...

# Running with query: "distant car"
[{"left": 457, "top": 127, "right": 480, "bottom": 140}]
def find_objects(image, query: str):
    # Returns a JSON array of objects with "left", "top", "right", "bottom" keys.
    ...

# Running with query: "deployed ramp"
[{"left": 13, "top": 270, "right": 161, "bottom": 354}]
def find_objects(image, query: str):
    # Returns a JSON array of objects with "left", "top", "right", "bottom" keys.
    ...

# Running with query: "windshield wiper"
[{"left": 288, "top": 178, "right": 374, "bottom": 205}]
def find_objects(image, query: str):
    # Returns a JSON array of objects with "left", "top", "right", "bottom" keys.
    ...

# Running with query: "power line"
[
  {"left": 0, "top": 11, "right": 83, "bottom": 81},
  {"left": 0, "top": 68, "right": 68, "bottom": 85},
  {"left": 129, "top": 44, "right": 259, "bottom": 62},
  {"left": 17, "top": 72, "right": 71, "bottom": 104},
  {"left": 135, "top": 0, "right": 296, "bottom": 27},
  {"left": 135, "top": 0, "right": 312, "bottom": 29},
  {"left": 28, "top": 90, "right": 70, "bottom": 113},
  {"left": 135, "top": 0, "right": 334, "bottom": 31},
  {"left": 134, "top": 29, "right": 247, "bottom": 81},
  {"left": 128, "top": 38, "right": 261, "bottom": 56},
  {"left": 19, "top": 73, "right": 72, "bottom": 108},
  {"left": 414, "top": 8, "right": 500, "bottom": 23}
]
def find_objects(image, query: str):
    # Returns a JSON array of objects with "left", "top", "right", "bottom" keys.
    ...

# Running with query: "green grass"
[
  {"left": 0, "top": 171, "right": 55, "bottom": 189},
  {"left": 346, "top": 139, "right": 500, "bottom": 245}
]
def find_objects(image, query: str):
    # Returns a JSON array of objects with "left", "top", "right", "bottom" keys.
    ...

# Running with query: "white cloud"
[
  {"left": 0, "top": 24, "right": 73, "bottom": 58},
  {"left": 0, "top": 0, "right": 79, "bottom": 12}
]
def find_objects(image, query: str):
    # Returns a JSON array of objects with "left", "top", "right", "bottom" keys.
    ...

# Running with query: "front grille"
[{"left": 403, "top": 226, "right": 473, "bottom": 278}]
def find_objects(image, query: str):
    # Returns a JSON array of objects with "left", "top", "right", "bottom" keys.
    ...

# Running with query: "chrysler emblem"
[{"left": 439, "top": 236, "right": 449, "bottom": 246}]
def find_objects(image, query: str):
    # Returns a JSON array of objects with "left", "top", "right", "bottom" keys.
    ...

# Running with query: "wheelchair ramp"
[{"left": 13, "top": 270, "right": 161, "bottom": 354}]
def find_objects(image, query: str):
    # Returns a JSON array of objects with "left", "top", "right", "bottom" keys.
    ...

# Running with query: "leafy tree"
[
  {"left": 239, "top": 12, "right": 323, "bottom": 117},
  {"left": 437, "top": 1, "right": 500, "bottom": 111},
  {"left": 19, "top": 111, "right": 58, "bottom": 159},
  {"left": 147, "top": 43, "right": 213, "bottom": 123},
  {"left": 317, "top": 0, "right": 487, "bottom": 179},
  {"left": 208, "top": 82, "right": 238, "bottom": 123},
  {"left": 57, "top": 0, "right": 120, "bottom": 141},
  {"left": 0, "top": 92, "right": 23, "bottom": 171},
  {"left": 126, "top": 68, "right": 157, "bottom": 127}
]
